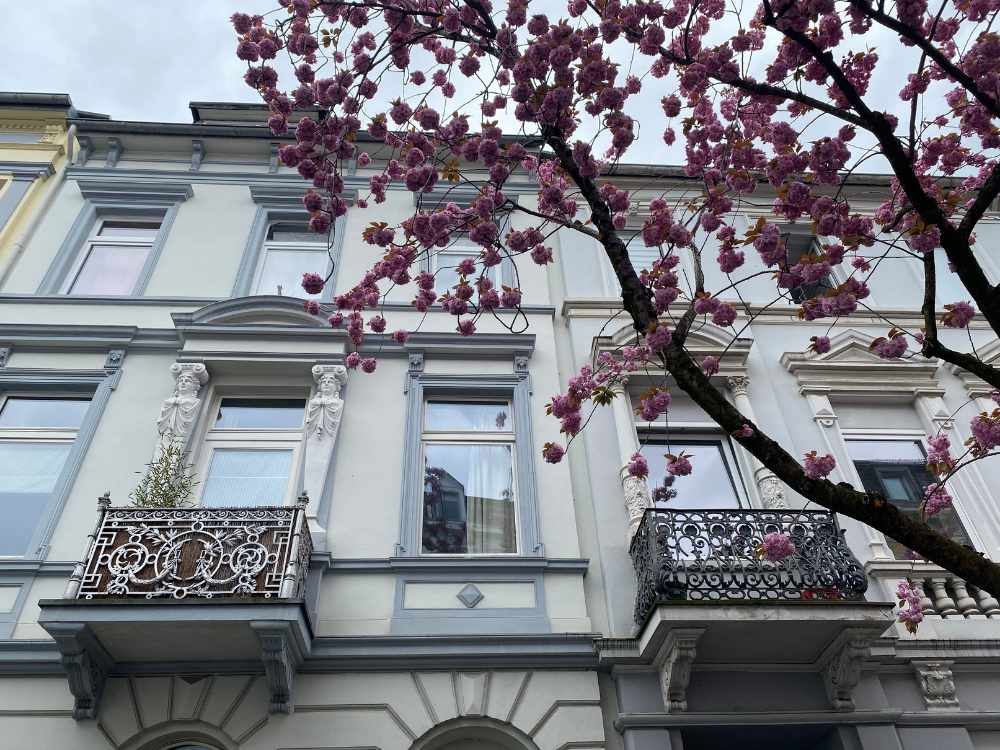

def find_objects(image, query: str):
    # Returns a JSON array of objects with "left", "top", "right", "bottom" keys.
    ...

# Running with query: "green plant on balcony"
[{"left": 128, "top": 443, "right": 197, "bottom": 508}]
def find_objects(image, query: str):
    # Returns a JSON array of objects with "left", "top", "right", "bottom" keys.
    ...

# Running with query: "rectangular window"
[
  {"left": 421, "top": 400, "right": 517, "bottom": 554},
  {"left": 430, "top": 244, "right": 501, "bottom": 302},
  {"left": 847, "top": 439, "right": 974, "bottom": 559},
  {"left": 198, "top": 397, "right": 306, "bottom": 508},
  {"left": 785, "top": 232, "right": 834, "bottom": 303},
  {"left": 253, "top": 220, "right": 328, "bottom": 297},
  {"left": 639, "top": 436, "right": 745, "bottom": 509},
  {"left": 64, "top": 218, "right": 162, "bottom": 295},
  {"left": 0, "top": 396, "right": 90, "bottom": 556}
]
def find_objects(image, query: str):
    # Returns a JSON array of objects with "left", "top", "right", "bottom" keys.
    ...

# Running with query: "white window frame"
[
  {"left": 195, "top": 393, "right": 308, "bottom": 508},
  {"left": 840, "top": 428, "right": 982, "bottom": 553},
  {"left": 636, "top": 423, "right": 751, "bottom": 509},
  {"left": 60, "top": 215, "right": 164, "bottom": 296},
  {"left": 0, "top": 393, "right": 90, "bottom": 558},
  {"left": 419, "top": 397, "right": 520, "bottom": 556},
  {"left": 251, "top": 218, "right": 330, "bottom": 298}
]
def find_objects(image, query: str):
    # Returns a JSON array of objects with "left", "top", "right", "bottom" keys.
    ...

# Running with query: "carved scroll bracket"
[{"left": 654, "top": 628, "right": 705, "bottom": 713}]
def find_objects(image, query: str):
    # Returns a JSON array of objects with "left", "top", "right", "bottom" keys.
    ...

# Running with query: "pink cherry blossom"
[
  {"left": 761, "top": 532, "right": 796, "bottom": 562},
  {"left": 803, "top": 451, "right": 836, "bottom": 480}
]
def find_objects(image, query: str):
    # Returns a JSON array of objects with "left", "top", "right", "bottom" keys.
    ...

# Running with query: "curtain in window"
[{"left": 201, "top": 449, "right": 293, "bottom": 507}]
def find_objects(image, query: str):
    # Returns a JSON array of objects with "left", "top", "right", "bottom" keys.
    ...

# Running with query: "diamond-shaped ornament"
[{"left": 456, "top": 583, "right": 484, "bottom": 608}]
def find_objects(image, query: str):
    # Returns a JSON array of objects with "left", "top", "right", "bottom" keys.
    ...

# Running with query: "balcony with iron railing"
[
  {"left": 606, "top": 508, "right": 894, "bottom": 711},
  {"left": 39, "top": 493, "right": 315, "bottom": 719}
]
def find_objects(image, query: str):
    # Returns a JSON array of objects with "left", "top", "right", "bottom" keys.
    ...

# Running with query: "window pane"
[
  {"left": 431, "top": 250, "right": 497, "bottom": 302},
  {"left": 0, "top": 398, "right": 90, "bottom": 428},
  {"left": 641, "top": 440, "right": 741, "bottom": 509},
  {"left": 255, "top": 249, "right": 327, "bottom": 297},
  {"left": 201, "top": 449, "right": 293, "bottom": 507},
  {"left": 851, "top": 442, "right": 974, "bottom": 559},
  {"left": 425, "top": 401, "right": 510, "bottom": 432},
  {"left": 69, "top": 244, "right": 150, "bottom": 295},
  {"left": 97, "top": 220, "right": 161, "bottom": 239},
  {"left": 214, "top": 399, "right": 305, "bottom": 429},
  {"left": 0, "top": 442, "right": 72, "bottom": 555},
  {"left": 423, "top": 444, "right": 516, "bottom": 554},
  {"left": 267, "top": 221, "right": 324, "bottom": 243}
]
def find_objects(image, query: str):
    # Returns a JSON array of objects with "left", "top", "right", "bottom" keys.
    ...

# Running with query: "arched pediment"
[
  {"left": 410, "top": 717, "right": 542, "bottom": 750},
  {"left": 781, "top": 328, "right": 943, "bottom": 400},
  {"left": 595, "top": 319, "right": 752, "bottom": 370},
  {"left": 181, "top": 295, "right": 327, "bottom": 328}
]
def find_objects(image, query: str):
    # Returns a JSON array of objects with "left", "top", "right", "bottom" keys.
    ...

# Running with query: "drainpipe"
[{"left": 0, "top": 123, "right": 76, "bottom": 287}]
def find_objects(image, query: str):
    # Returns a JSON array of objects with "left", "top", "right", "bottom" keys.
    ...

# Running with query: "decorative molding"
[
  {"left": 782, "top": 329, "right": 944, "bottom": 401},
  {"left": 0, "top": 346, "right": 8, "bottom": 367},
  {"left": 654, "top": 628, "right": 704, "bottom": 713},
  {"left": 0, "top": 160, "right": 55, "bottom": 180},
  {"left": 456, "top": 583, "right": 485, "bottom": 609},
  {"left": 913, "top": 660, "right": 961, "bottom": 711},
  {"left": 755, "top": 472, "right": 787, "bottom": 510},
  {"left": 103, "top": 349, "right": 124, "bottom": 371},
  {"left": 621, "top": 471, "right": 652, "bottom": 543},
  {"left": 821, "top": 631, "right": 872, "bottom": 712},
  {"left": 725, "top": 375, "right": 749, "bottom": 397},
  {"left": 104, "top": 137, "right": 122, "bottom": 168},
  {"left": 303, "top": 364, "right": 349, "bottom": 549},
  {"left": 190, "top": 139, "right": 205, "bottom": 172},
  {"left": 43, "top": 623, "right": 109, "bottom": 720},
  {"left": 252, "top": 621, "right": 303, "bottom": 714},
  {"left": 76, "top": 178, "right": 193, "bottom": 205}
]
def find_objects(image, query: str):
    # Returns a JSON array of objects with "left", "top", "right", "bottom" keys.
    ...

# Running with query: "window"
[
  {"left": 421, "top": 400, "right": 518, "bottom": 554},
  {"left": 785, "top": 231, "right": 834, "bottom": 303},
  {"left": 430, "top": 243, "right": 501, "bottom": 302},
  {"left": 847, "top": 439, "right": 974, "bottom": 559},
  {"left": 198, "top": 398, "right": 306, "bottom": 507},
  {"left": 63, "top": 217, "right": 162, "bottom": 295},
  {"left": 253, "top": 220, "right": 328, "bottom": 297},
  {"left": 0, "top": 397, "right": 90, "bottom": 556},
  {"left": 639, "top": 436, "right": 745, "bottom": 509}
]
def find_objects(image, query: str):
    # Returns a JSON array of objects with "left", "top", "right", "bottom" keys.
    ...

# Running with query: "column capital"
[{"left": 726, "top": 375, "right": 750, "bottom": 396}]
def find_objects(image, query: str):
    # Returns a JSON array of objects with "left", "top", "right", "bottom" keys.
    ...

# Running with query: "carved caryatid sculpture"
[
  {"left": 304, "top": 364, "right": 348, "bottom": 440},
  {"left": 302, "top": 364, "right": 348, "bottom": 549},
  {"left": 154, "top": 363, "right": 209, "bottom": 457}
]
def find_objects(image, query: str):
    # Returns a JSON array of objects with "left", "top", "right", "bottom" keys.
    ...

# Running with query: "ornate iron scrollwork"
[
  {"left": 77, "top": 506, "right": 312, "bottom": 600},
  {"left": 630, "top": 508, "right": 868, "bottom": 624}
]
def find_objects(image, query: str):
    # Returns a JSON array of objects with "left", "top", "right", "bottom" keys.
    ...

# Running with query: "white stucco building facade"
[{"left": 0, "top": 97, "right": 996, "bottom": 750}]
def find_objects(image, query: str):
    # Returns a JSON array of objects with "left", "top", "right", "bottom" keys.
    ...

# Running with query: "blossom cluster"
[{"left": 896, "top": 580, "right": 925, "bottom": 634}]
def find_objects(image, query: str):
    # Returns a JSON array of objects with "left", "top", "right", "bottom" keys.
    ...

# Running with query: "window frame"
[
  {"left": 419, "top": 397, "right": 520, "bottom": 555},
  {"left": 841, "top": 429, "right": 979, "bottom": 557},
  {"left": 398, "top": 370, "right": 542, "bottom": 558},
  {"left": 0, "top": 368, "right": 115, "bottom": 560},
  {"left": 194, "top": 392, "right": 309, "bottom": 509},
  {"left": 37, "top": 180, "right": 191, "bottom": 296},
  {"left": 636, "top": 425, "right": 750, "bottom": 509},
  {"left": 250, "top": 217, "right": 332, "bottom": 299},
  {"left": 60, "top": 215, "right": 164, "bottom": 296}
]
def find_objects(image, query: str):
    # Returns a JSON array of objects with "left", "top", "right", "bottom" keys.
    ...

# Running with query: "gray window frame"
[
  {"left": 397, "top": 363, "right": 542, "bottom": 558},
  {"left": 37, "top": 179, "right": 192, "bottom": 296},
  {"left": 0, "top": 364, "right": 120, "bottom": 558},
  {"left": 232, "top": 184, "right": 352, "bottom": 301}
]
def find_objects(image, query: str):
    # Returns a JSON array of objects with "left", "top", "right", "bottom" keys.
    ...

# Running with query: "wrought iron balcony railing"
[
  {"left": 630, "top": 508, "right": 868, "bottom": 625},
  {"left": 64, "top": 493, "right": 313, "bottom": 601}
]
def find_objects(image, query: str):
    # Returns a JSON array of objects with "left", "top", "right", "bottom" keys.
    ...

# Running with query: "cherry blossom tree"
[{"left": 231, "top": 0, "right": 1000, "bottom": 611}]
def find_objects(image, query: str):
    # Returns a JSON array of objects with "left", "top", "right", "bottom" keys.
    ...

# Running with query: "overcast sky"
[{"left": 2, "top": 1, "right": 276, "bottom": 122}]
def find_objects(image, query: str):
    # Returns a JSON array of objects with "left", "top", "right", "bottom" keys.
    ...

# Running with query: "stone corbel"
[
  {"left": 104, "top": 137, "right": 122, "bottom": 169},
  {"left": 913, "top": 660, "right": 960, "bottom": 711},
  {"left": 45, "top": 623, "right": 110, "bottom": 720},
  {"left": 0, "top": 346, "right": 9, "bottom": 368},
  {"left": 190, "top": 139, "right": 205, "bottom": 172},
  {"left": 654, "top": 628, "right": 704, "bottom": 713},
  {"left": 251, "top": 621, "right": 304, "bottom": 714},
  {"left": 302, "top": 364, "right": 348, "bottom": 548},
  {"left": 821, "top": 630, "right": 873, "bottom": 711}
]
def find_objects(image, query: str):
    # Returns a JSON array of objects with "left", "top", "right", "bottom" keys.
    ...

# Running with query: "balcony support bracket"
[
  {"left": 654, "top": 628, "right": 704, "bottom": 713},
  {"left": 44, "top": 622, "right": 110, "bottom": 720},
  {"left": 252, "top": 620, "right": 305, "bottom": 714},
  {"left": 820, "top": 628, "right": 876, "bottom": 712}
]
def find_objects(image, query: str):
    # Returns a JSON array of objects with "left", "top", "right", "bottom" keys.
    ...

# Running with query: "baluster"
[
  {"left": 279, "top": 491, "right": 310, "bottom": 599},
  {"left": 928, "top": 577, "right": 958, "bottom": 616},
  {"left": 950, "top": 578, "right": 979, "bottom": 616},
  {"left": 972, "top": 586, "right": 1000, "bottom": 617},
  {"left": 64, "top": 492, "right": 111, "bottom": 599},
  {"left": 912, "top": 578, "right": 935, "bottom": 615}
]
